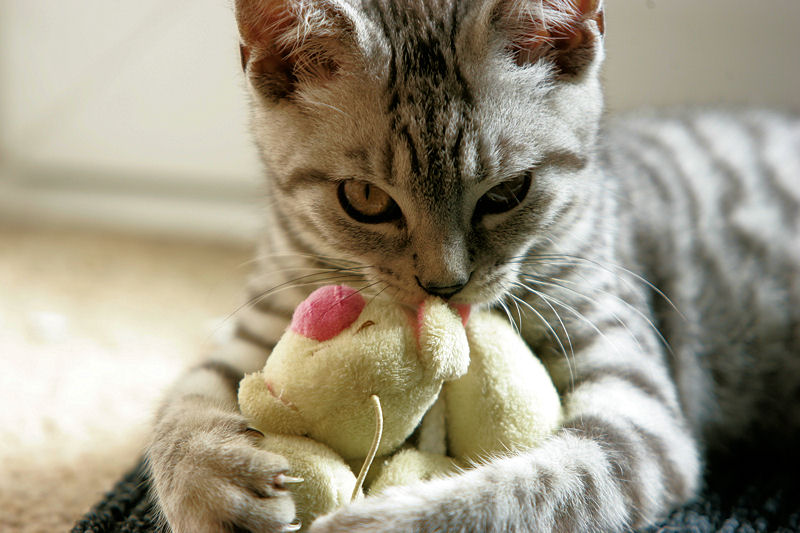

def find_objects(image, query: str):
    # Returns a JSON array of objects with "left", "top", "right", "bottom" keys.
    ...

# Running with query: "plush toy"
[
  {"left": 238, "top": 285, "right": 470, "bottom": 524},
  {"left": 237, "top": 285, "right": 561, "bottom": 530}
]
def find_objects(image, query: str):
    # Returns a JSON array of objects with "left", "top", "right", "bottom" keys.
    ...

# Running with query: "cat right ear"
[
  {"left": 491, "top": 0, "right": 605, "bottom": 76},
  {"left": 235, "top": 0, "right": 360, "bottom": 101}
]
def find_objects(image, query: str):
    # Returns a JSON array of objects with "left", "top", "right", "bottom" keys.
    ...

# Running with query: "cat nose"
[{"left": 416, "top": 277, "right": 468, "bottom": 299}]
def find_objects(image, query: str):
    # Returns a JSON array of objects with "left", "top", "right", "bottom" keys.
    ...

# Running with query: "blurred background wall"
[{"left": 1, "top": 0, "right": 798, "bottom": 243}]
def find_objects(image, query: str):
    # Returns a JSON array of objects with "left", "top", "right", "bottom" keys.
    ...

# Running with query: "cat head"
[{"left": 235, "top": 0, "right": 605, "bottom": 306}]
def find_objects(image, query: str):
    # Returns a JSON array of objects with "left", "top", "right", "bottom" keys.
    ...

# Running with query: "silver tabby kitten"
[{"left": 147, "top": 0, "right": 800, "bottom": 531}]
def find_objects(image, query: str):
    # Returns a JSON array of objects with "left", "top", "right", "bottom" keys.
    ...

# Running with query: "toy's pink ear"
[
  {"left": 290, "top": 285, "right": 366, "bottom": 341},
  {"left": 454, "top": 304, "right": 471, "bottom": 326}
]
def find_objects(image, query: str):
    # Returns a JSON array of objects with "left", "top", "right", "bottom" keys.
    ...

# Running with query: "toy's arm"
[
  {"left": 416, "top": 299, "right": 470, "bottom": 382},
  {"left": 444, "top": 311, "right": 561, "bottom": 462}
]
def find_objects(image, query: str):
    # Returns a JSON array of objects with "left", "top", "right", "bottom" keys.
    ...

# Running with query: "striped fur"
[{"left": 146, "top": 1, "right": 800, "bottom": 531}]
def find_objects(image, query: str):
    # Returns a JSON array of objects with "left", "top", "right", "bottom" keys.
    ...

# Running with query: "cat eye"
[
  {"left": 337, "top": 180, "right": 401, "bottom": 224},
  {"left": 475, "top": 172, "right": 532, "bottom": 217}
]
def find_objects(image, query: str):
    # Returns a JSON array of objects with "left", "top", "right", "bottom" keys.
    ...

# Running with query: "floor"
[{"left": 0, "top": 224, "right": 251, "bottom": 532}]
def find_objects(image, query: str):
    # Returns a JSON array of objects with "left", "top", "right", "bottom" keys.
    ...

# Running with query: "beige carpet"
[{"left": 0, "top": 225, "right": 251, "bottom": 533}]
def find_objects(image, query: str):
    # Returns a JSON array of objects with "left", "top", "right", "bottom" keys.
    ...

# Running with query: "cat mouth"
[
  {"left": 375, "top": 271, "right": 505, "bottom": 307},
  {"left": 395, "top": 284, "right": 498, "bottom": 307}
]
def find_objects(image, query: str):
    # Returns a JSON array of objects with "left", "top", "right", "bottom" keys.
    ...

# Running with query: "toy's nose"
[{"left": 290, "top": 285, "right": 365, "bottom": 341}]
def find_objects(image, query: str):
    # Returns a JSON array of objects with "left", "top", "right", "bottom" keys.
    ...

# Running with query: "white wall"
[
  {"left": 0, "top": 0, "right": 263, "bottom": 242},
  {"left": 0, "top": 0, "right": 259, "bottom": 182},
  {"left": 1, "top": 0, "right": 798, "bottom": 241},
  {"left": 604, "top": 0, "right": 800, "bottom": 113}
]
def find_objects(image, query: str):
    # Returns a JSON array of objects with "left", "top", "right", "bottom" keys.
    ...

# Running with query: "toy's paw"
[{"left": 148, "top": 402, "right": 302, "bottom": 533}]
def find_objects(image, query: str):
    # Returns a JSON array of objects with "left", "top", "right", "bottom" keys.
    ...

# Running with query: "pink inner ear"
[
  {"left": 290, "top": 285, "right": 366, "bottom": 341},
  {"left": 499, "top": 0, "right": 602, "bottom": 66}
]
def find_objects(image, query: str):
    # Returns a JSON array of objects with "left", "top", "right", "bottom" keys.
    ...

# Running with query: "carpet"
[{"left": 0, "top": 225, "right": 249, "bottom": 533}]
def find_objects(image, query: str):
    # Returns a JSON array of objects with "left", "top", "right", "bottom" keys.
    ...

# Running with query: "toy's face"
[
  {"left": 259, "top": 285, "right": 422, "bottom": 431},
  {"left": 239, "top": 284, "right": 470, "bottom": 459}
]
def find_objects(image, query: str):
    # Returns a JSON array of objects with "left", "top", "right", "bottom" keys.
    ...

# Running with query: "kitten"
[{"left": 146, "top": 0, "right": 800, "bottom": 531}]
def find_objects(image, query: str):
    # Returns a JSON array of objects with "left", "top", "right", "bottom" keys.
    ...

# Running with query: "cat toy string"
[{"left": 352, "top": 394, "right": 383, "bottom": 502}]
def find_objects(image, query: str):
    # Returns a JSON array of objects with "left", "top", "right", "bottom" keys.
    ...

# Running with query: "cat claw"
[
  {"left": 275, "top": 474, "right": 304, "bottom": 488},
  {"left": 282, "top": 519, "right": 302, "bottom": 532},
  {"left": 244, "top": 426, "right": 265, "bottom": 438}
]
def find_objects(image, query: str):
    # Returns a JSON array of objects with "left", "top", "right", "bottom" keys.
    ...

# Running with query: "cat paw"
[
  {"left": 148, "top": 406, "right": 301, "bottom": 533},
  {"left": 309, "top": 485, "right": 433, "bottom": 533}
]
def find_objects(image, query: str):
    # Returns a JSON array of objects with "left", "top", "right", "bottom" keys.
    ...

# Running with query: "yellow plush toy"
[{"left": 237, "top": 285, "right": 561, "bottom": 530}]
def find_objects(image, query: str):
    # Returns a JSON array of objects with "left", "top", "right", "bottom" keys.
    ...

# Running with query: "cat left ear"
[
  {"left": 235, "top": 0, "right": 360, "bottom": 100},
  {"left": 493, "top": 0, "right": 605, "bottom": 75}
]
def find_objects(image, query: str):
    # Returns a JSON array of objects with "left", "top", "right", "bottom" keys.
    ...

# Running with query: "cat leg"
[
  {"left": 310, "top": 328, "right": 701, "bottom": 532},
  {"left": 147, "top": 322, "right": 301, "bottom": 532}
]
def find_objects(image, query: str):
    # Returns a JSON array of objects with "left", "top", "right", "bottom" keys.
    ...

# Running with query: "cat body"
[
  {"left": 146, "top": 0, "right": 800, "bottom": 531},
  {"left": 605, "top": 109, "right": 800, "bottom": 443}
]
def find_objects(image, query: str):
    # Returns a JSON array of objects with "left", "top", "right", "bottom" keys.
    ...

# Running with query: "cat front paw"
[
  {"left": 309, "top": 484, "right": 435, "bottom": 533},
  {"left": 148, "top": 406, "right": 301, "bottom": 533}
]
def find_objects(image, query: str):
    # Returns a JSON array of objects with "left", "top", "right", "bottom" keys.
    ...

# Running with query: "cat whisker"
[
  {"left": 228, "top": 269, "right": 370, "bottom": 322},
  {"left": 508, "top": 251, "right": 678, "bottom": 359},
  {"left": 536, "top": 273, "right": 676, "bottom": 359},
  {"left": 249, "top": 266, "right": 363, "bottom": 277},
  {"left": 316, "top": 280, "right": 387, "bottom": 318},
  {"left": 207, "top": 271, "right": 366, "bottom": 346},
  {"left": 260, "top": 251, "right": 362, "bottom": 265},
  {"left": 255, "top": 272, "right": 368, "bottom": 300},
  {"left": 507, "top": 283, "right": 575, "bottom": 392},
  {"left": 300, "top": 98, "right": 351, "bottom": 118},
  {"left": 351, "top": 280, "right": 390, "bottom": 300},
  {"left": 496, "top": 299, "right": 520, "bottom": 337},
  {"left": 364, "top": 282, "right": 393, "bottom": 306},
  {"left": 514, "top": 280, "right": 622, "bottom": 360},
  {"left": 514, "top": 254, "right": 660, "bottom": 322},
  {"left": 521, "top": 243, "right": 685, "bottom": 320},
  {"left": 520, "top": 274, "right": 648, "bottom": 360},
  {"left": 506, "top": 293, "right": 524, "bottom": 336},
  {"left": 227, "top": 249, "right": 363, "bottom": 277},
  {"left": 254, "top": 254, "right": 365, "bottom": 273}
]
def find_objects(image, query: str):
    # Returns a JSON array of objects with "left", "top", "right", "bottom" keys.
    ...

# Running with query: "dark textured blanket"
[{"left": 73, "top": 445, "right": 800, "bottom": 533}]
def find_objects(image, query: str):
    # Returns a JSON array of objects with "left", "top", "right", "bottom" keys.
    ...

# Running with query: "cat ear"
[
  {"left": 235, "top": 0, "right": 359, "bottom": 100},
  {"left": 493, "top": 0, "right": 605, "bottom": 75}
]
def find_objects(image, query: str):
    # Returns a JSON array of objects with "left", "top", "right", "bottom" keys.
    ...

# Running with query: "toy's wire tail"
[{"left": 352, "top": 394, "right": 383, "bottom": 502}]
